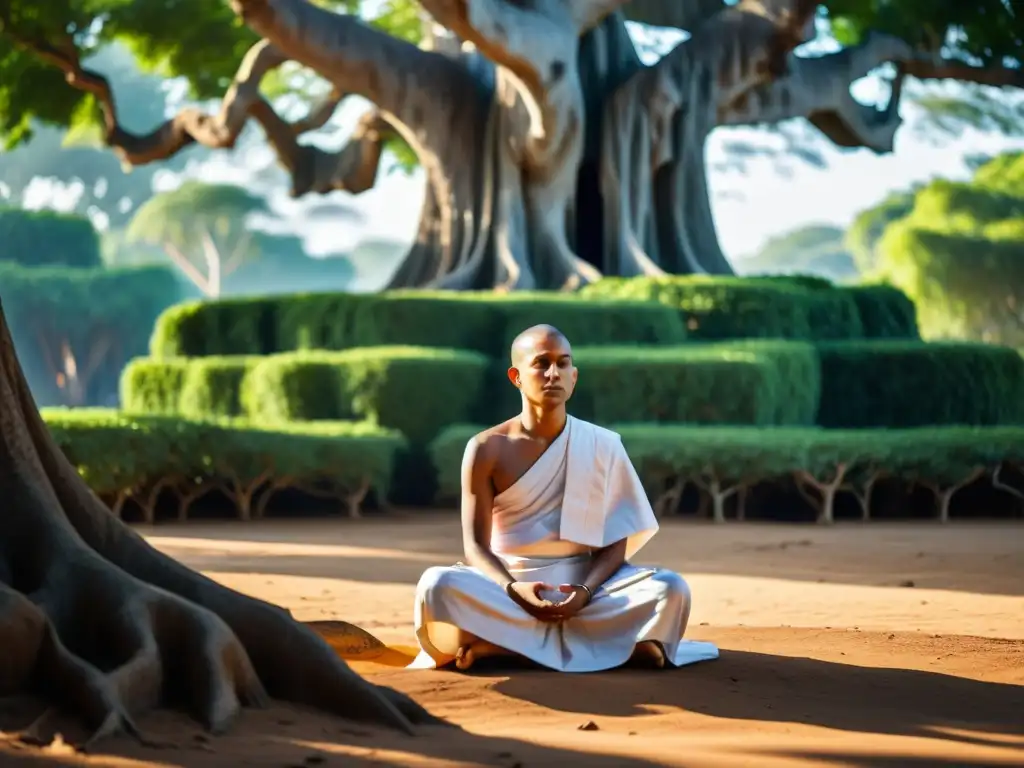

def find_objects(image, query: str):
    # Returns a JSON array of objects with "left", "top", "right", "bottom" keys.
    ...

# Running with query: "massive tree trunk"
[{"left": 0, "top": 297, "right": 436, "bottom": 744}]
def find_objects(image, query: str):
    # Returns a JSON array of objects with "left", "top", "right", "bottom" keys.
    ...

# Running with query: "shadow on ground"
[{"left": 488, "top": 646, "right": 1024, "bottom": 747}]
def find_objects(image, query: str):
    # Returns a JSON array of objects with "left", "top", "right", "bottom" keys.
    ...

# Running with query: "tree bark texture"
[
  {"left": 0, "top": 299, "right": 437, "bottom": 744},
  {"left": 4, "top": 0, "right": 984, "bottom": 291}
]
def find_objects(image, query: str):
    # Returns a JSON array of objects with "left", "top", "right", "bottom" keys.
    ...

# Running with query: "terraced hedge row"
[
  {"left": 43, "top": 408, "right": 404, "bottom": 522},
  {"left": 122, "top": 340, "right": 1024, "bottom": 441},
  {"left": 580, "top": 277, "right": 919, "bottom": 340},
  {"left": 150, "top": 291, "right": 687, "bottom": 358},
  {"left": 43, "top": 410, "right": 1024, "bottom": 524},
  {"left": 148, "top": 278, "right": 919, "bottom": 359},
  {"left": 430, "top": 424, "right": 1024, "bottom": 523}
]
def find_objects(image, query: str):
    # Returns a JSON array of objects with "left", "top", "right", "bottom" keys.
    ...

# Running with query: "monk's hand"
[
  {"left": 506, "top": 581, "right": 560, "bottom": 621},
  {"left": 548, "top": 583, "right": 592, "bottom": 621}
]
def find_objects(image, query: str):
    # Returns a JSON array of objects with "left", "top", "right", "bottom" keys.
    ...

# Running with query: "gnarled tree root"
[{"left": 0, "top": 301, "right": 441, "bottom": 751}]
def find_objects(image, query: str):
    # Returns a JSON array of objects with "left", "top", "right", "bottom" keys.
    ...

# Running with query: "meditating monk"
[{"left": 409, "top": 324, "right": 719, "bottom": 672}]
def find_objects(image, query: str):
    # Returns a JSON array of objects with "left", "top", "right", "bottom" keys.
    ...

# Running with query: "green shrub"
[
  {"left": 179, "top": 357, "right": 260, "bottom": 418},
  {"left": 703, "top": 340, "right": 820, "bottom": 425},
  {"left": 431, "top": 423, "right": 1024, "bottom": 517},
  {"left": 149, "top": 290, "right": 687, "bottom": 358},
  {"left": 843, "top": 284, "right": 919, "bottom": 338},
  {"left": 429, "top": 424, "right": 484, "bottom": 503},
  {"left": 566, "top": 346, "right": 785, "bottom": 426},
  {"left": 240, "top": 346, "right": 491, "bottom": 444},
  {"left": 120, "top": 358, "right": 191, "bottom": 414},
  {"left": 580, "top": 276, "right": 838, "bottom": 340},
  {"left": 42, "top": 408, "right": 406, "bottom": 520},
  {"left": 275, "top": 292, "right": 375, "bottom": 351},
  {"left": 815, "top": 340, "right": 1024, "bottom": 428},
  {"left": 149, "top": 297, "right": 279, "bottom": 357}
]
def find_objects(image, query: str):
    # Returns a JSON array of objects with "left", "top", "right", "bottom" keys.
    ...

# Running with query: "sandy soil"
[{"left": 2, "top": 514, "right": 1023, "bottom": 767}]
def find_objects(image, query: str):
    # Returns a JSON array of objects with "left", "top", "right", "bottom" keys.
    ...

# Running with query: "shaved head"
[
  {"left": 510, "top": 324, "right": 571, "bottom": 365},
  {"left": 507, "top": 323, "right": 577, "bottom": 408}
]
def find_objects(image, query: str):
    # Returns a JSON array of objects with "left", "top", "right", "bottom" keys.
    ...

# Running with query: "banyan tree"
[
  {"left": 1, "top": 0, "right": 1023, "bottom": 745},
  {"left": 6, "top": 0, "right": 1020, "bottom": 291}
]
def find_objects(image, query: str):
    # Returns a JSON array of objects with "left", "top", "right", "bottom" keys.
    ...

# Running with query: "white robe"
[{"left": 409, "top": 415, "right": 719, "bottom": 672}]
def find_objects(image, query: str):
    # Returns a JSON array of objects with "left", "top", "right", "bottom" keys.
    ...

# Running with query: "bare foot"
[
  {"left": 630, "top": 640, "right": 667, "bottom": 669},
  {"left": 455, "top": 639, "right": 512, "bottom": 671}
]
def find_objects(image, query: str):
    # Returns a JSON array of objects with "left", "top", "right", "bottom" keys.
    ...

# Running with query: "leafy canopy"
[{"left": 0, "top": 0, "right": 423, "bottom": 149}]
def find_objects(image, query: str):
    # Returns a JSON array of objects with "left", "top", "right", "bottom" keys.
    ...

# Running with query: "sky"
[{"left": 16, "top": 16, "right": 1024, "bottom": 287}]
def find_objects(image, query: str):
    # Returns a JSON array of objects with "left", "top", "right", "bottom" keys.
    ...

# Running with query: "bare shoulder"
[{"left": 465, "top": 419, "right": 517, "bottom": 467}]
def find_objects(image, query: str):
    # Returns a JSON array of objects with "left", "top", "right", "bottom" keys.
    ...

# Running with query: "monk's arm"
[
  {"left": 581, "top": 538, "right": 628, "bottom": 595},
  {"left": 460, "top": 438, "right": 517, "bottom": 589}
]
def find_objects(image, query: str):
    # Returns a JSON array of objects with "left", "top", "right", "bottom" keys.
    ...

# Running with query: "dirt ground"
[{"left": 2, "top": 514, "right": 1023, "bottom": 767}]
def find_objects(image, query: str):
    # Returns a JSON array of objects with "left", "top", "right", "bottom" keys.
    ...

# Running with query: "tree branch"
[
  {"left": 902, "top": 57, "right": 1024, "bottom": 89},
  {"left": 2, "top": 28, "right": 337, "bottom": 172},
  {"left": 623, "top": 0, "right": 726, "bottom": 31},
  {"left": 721, "top": 30, "right": 1024, "bottom": 154}
]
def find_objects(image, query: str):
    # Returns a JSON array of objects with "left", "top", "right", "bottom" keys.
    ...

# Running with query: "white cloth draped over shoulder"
[{"left": 408, "top": 415, "right": 719, "bottom": 672}]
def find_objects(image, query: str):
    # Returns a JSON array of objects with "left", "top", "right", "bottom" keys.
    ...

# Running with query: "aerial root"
[
  {"left": 170, "top": 603, "right": 270, "bottom": 734},
  {"left": 375, "top": 685, "right": 448, "bottom": 728},
  {"left": 2, "top": 598, "right": 140, "bottom": 748}
]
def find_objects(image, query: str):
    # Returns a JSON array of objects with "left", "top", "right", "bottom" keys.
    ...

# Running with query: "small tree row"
[
  {"left": 430, "top": 425, "right": 1024, "bottom": 524},
  {"left": 42, "top": 408, "right": 406, "bottom": 522}
]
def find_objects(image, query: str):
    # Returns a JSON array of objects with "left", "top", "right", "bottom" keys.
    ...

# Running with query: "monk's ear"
[{"left": 507, "top": 366, "right": 521, "bottom": 387}]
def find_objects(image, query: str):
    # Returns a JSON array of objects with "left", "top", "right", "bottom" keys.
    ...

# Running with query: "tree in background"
[
  {"left": 845, "top": 188, "right": 917, "bottom": 274},
  {"left": 2, "top": 0, "right": 1022, "bottom": 290},
  {"left": 0, "top": 208, "right": 103, "bottom": 269},
  {"left": 870, "top": 152, "right": 1024, "bottom": 347},
  {"left": 738, "top": 223, "right": 857, "bottom": 282},
  {"left": 119, "top": 181, "right": 356, "bottom": 296},
  {"left": 126, "top": 181, "right": 270, "bottom": 297}
]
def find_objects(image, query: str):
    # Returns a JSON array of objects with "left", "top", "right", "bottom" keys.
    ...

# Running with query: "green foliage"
[
  {"left": 739, "top": 224, "right": 859, "bottom": 283},
  {"left": 150, "top": 290, "right": 687, "bottom": 358},
  {"left": 566, "top": 344, "right": 816, "bottom": 428},
  {"left": 0, "top": 261, "right": 183, "bottom": 406},
  {"left": 0, "top": 0, "right": 257, "bottom": 148},
  {"left": 846, "top": 190, "right": 917, "bottom": 274},
  {"left": 0, "top": 208, "right": 101, "bottom": 268},
  {"left": 581, "top": 276, "right": 877, "bottom": 340},
  {"left": 873, "top": 152, "right": 1024, "bottom": 346},
  {"left": 125, "top": 346, "right": 491, "bottom": 446},
  {"left": 120, "top": 355, "right": 260, "bottom": 419},
  {"left": 824, "top": 0, "right": 1022, "bottom": 69},
  {"left": 42, "top": 408, "right": 407, "bottom": 516},
  {"left": 431, "top": 422, "right": 1024, "bottom": 506},
  {"left": 842, "top": 284, "right": 920, "bottom": 339},
  {"left": 428, "top": 423, "right": 481, "bottom": 503},
  {"left": 815, "top": 340, "right": 1024, "bottom": 428},
  {"left": 149, "top": 297, "right": 281, "bottom": 357}
]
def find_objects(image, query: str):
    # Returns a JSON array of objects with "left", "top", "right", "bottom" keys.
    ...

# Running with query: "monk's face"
[{"left": 508, "top": 332, "right": 578, "bottom": 407}]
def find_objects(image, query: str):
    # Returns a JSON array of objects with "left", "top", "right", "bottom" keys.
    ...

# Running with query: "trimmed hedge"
[
  {"left": 124, "top": 346, "right": 491, "bottom": 446},
  {"left": 430, "top": 423, "right": 1024, "bottom": 522},
  {"left": 580, "top": 276, "right": 919, "bottom": 341},
  {"left": 123, "top": 341, "right": 823, "bottom": 443},
  {"left": 150, "top": 290, "right": 687, "bottom": 358},
  {"left": 843, "top": 284, "right": 919, "bottom": 339},
  {"left": 815, "top": 340, "right": 1024, "bottom": 428},
  {"left": 124, "top": 338, "right": 1024, "bottom": 437},
  {"left": 43, "top": 408, "right": 405, "bottom": 521},
  {"left": 565, "top": 342, "right": 818, "bottom": 427}
]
